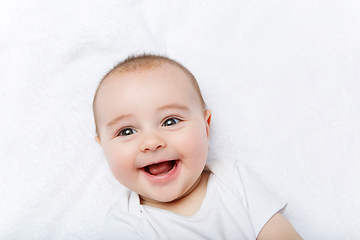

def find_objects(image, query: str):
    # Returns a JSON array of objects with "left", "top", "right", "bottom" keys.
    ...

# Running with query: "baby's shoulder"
[
  {"left": 110, "top": 190, "right": 140, "bottom": 215},
  {"left": 206, "top": 157, "right": 245, "bottom": 180},
  {"left": 206, "top": 157, "right": 266, "bottom": 198}
]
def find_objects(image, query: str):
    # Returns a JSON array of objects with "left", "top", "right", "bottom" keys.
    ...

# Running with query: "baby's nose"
[{"left": 140, "top": 133, "right": 166, "bottom": 152}]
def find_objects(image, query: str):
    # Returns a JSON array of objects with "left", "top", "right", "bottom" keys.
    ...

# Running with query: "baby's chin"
[
  {"left": 140, "top": 175, "right": 203, "bottom": 205},
  {"left": 139, "top": 191, "right": 185, "bottom": 204}
]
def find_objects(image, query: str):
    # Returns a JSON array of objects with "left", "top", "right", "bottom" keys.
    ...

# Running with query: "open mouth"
[{"left": 143, "top": 160, "right": 177, "bottom": 176}]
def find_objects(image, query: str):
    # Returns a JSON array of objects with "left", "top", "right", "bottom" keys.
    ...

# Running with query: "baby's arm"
[{"left": 257, "top": 212, "right": 302, "bottom": 240}]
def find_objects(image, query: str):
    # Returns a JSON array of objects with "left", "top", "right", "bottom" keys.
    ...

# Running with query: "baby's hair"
[{"left": 93, "top": 53, "right": 206, "bottom": 136}]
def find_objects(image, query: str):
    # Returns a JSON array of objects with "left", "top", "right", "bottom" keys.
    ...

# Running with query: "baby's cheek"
[
  {"left": 182, "top": 127, "right": 209, "bottom": 158},
  {"left": 106, "top": 148, "right": 131, "bottom": 180}
]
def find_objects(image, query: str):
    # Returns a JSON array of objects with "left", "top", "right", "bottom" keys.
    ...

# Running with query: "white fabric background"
[{"left": 1, "top": 0, "right": 359, "bottom": 239}]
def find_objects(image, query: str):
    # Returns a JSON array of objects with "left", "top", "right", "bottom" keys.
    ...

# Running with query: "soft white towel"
[{"left": 1, "top": 0, "right": 359, "bottom": 239}]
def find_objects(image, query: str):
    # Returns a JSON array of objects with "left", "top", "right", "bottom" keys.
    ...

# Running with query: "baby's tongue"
[{"left": 148, "top": 161, "right": 173, "bottom": 175}]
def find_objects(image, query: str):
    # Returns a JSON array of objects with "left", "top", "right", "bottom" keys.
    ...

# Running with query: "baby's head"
[{"left": 93, "top": 54, "right": 211, "bottom": 203}]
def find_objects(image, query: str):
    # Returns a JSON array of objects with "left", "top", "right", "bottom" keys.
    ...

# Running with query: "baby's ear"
[
  {"left": 204, "top": 109, "right": 212, "bottom": 139},
  {"left": 95, "top": 136, "right": 102, "bottom": 146}
]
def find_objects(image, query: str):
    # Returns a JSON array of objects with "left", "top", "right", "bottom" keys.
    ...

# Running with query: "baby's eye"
[
  {"left": 117, "top": 128, "right": 136, "bottom": 136},
  {"left": 163, "top": 118, "right": 181, "bottom": 127}
]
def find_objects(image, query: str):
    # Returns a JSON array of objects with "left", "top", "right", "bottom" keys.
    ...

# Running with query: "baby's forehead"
[
  {"left": 94, "top": 58, "right": 205, "bottom": 109},
  {"left": 102, "top": 62, "right": 192, "bottom": 90},
  {"left": 95, "top": 63, "right": 199, "bottom": 114}
]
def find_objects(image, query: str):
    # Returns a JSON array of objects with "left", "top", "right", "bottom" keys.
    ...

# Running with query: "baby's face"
[{"left": 95, "top": 63, "right": 211, "bottom": 203}]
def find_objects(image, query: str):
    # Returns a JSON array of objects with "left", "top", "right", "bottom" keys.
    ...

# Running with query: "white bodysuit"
[{"left": 101, "top": 158, "right": 286, "bottom": 240}]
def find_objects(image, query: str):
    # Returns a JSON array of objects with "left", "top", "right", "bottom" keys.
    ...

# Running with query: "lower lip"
[{"left": 140, "top": 160, "right": 181, "bottom": 182}]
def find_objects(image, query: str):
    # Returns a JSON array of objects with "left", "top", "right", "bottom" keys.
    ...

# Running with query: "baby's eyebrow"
[
  {"left": 105, "top": 104, "right": 188, "bottom": 128},
  {"left": 106, "top": 114, "right": 132, "bottom": 128},
  {"left": 157, "top": 104, "right": 190, "bottom": 111}
]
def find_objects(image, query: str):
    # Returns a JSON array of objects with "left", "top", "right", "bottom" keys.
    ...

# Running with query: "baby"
[{"left": 93, "top": 54, "right": 302, "bottom": 239}]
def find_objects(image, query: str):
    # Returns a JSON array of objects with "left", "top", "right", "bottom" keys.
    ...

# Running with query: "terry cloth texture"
[{"left": 1, "top": 0, "right": 360, "bottom": 239}]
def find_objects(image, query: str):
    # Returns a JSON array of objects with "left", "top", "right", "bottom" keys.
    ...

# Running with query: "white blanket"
[{"left": 1, "top": 0, "right": 359, "bottom": 239}]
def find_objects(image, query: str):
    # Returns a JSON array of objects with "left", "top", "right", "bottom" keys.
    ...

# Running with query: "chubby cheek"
[
  {"left": 103, "top": 144, "right": 137, "bottom": 187},
  {"left": 178, "top": 124, "right": 209, "bottom": 168}
]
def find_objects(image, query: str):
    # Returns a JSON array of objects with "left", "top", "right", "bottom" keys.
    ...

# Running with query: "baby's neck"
[{"left": 140, "top": 171, "right": 210, "bottom": 217}]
